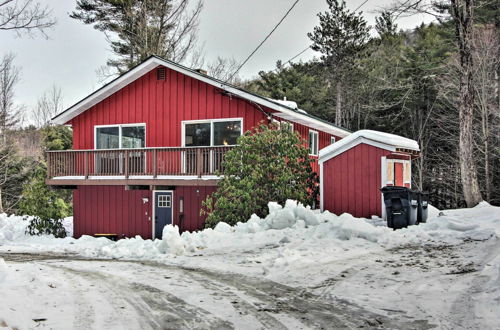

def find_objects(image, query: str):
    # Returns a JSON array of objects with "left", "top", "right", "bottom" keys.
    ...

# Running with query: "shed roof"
[
  {"left": 51, "top": 56, "right": 350, "bottom": 137},
  {"left": 319, "top": 130, "right": 420, "bottom": 163}
]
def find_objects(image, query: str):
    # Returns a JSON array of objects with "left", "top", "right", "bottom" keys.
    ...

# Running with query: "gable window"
[
  {"left": 330, "top": 136, "right": 336, "bottom": 145},
  {"left": 182, "top": 119, "right": 242, "bottom": 147},
  {"left": 95, "top": 124, "right": 145, "bottom": 149},
  {"left": 309, "top": 130, "right": 319, "bottom": 156}
]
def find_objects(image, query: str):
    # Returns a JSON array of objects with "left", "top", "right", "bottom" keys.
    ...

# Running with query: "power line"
[
  {"left": 227, "top": 0, "right": 300, "bottom": 82},
  {"left": 353, "top": 0, "right": 370, "bottom": 12},
  {"left": 274, "top": 0, "right": 371, "bottom": 72}
]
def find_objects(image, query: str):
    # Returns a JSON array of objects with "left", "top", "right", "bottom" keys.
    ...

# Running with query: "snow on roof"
[
  {"left": 270, "top": 99, "right": 298, "bottom": 109},
  {"left": 319, "top": 129, "right": 419, "bottom": 161}
]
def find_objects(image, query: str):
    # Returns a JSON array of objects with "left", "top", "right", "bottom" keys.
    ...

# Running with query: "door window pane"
[
  {"left": 185, "top": 123, "right": 211, "bottom": 146},
  {"left": 122, "top": 126, "right": 145, "bottom": 148},
  {"left": 96, "top": 127, "right": 119, "bottom": 149},
  {"left": 213, "top": 121, "right": 241, "bottom": 146}
]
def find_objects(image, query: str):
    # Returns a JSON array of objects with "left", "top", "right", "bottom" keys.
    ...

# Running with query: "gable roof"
[
  {"left": 52, "top": 56, "right": 350, "bottom": 137},
  {"left": 319, "top": 130, "right": 420, "bottom": 163}
]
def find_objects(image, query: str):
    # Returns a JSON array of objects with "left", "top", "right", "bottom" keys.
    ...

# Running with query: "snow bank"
[{"left": 1, "top": 201, "right": 499, "bottom": 262}]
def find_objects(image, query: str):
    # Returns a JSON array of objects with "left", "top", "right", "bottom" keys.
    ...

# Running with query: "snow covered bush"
[{"left": 202, "top": 123, "right": 318, "bottom": 228}]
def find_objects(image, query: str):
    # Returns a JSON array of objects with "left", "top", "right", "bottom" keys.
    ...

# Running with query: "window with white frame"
[
  {"left": 330, "top": 136, "right": 336, "bottom": 144},
  {"left": 95, "top": 124, "right": 145, "bottom": 149},
  {"left": 309, "top": 130, "right": 319, "bottom": 156},
  {"left": 183, "top": 119, "right": 242, "bottom": 146}
]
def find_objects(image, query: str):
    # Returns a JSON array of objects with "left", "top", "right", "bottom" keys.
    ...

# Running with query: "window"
[
  {"left": 95, "top": 124, "right": 145, "bottom": 149},
  {"left": 213, "top": 121, "right": 241, "bottom": 146},
  {"left": 185, "top": 123, "right": 211, "bottom": 146},
  {"left": 330, "top": 136, "right": 336, "bottom": 144},
  {"left": 157, "top": 195, "right": 171, "bottom": 208},
  {"left": 183, "top": 119, "right": 242, "bottom": 147},
  {"left": 309, "top": 130, "right": 318, "bottom": 156}
]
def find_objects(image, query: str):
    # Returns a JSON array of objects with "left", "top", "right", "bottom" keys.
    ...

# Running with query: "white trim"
[
  {"left": 152, "top": 190, "right": 174, "bottom": 239},
  {"left": 320, "top": 161, "right": 324, "bottom": 212},
  {"left": 309, "top": 129, "right": 319, "bottom": 156},
  {"left": 52, "top": 57, "right": 350, "bottom": 137},
  {"left": 319, "top": 137, "right": 396, "bottom": 164},
  {"left": 381, "top": 156, "right": 387, "bottom": 220},
  {"left": 181, "top": 118, "right": 243, "bottom": 147}
]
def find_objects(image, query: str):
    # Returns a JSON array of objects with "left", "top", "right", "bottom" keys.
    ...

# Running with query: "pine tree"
[{"left": 308, "top": 0, "right": 370, "bottom": 126}]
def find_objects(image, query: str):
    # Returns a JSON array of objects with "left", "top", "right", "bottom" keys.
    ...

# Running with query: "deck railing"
[{"left": 46, "top": 146, "right": 233, "bottom": 179}]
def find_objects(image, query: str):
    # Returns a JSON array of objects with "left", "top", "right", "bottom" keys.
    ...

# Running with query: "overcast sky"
[{"left": 1, "top": 0, "right": 433, "bottom": 123}]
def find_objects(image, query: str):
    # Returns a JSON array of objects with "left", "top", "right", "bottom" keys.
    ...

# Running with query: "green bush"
[
  {"left": 202, "top": 123, "right": 318, "bottom": 228},
  {"left": 19, "top": 165, "right": 70, "bottom": 238}
]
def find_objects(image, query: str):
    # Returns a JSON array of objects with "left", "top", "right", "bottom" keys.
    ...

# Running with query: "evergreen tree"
[
  {"left": 307, "top": 0, "right": 370, "bottom": 126},
  {"left": 202, "top": 124, "right": 317, "bottom": 228},
  {"left": 71, "top": 0, "right": 203, "bottom": 73}
]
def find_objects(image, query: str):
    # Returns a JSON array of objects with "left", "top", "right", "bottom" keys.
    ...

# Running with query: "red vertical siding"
[
  {"left": 322, "top": 144, "right": 391, "bottom": 218},
  {"left": 172, "top": 186, "right": 217, "bottom": 232},
  {"left": 73, "top": 186, "right": 152, "bottom": 239}
]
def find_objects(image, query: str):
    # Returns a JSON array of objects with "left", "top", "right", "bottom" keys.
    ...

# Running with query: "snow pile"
[
  {"left": 1, "top": 201, "right": 499, "bottom": 262},
  {"left": 0, "top": 214, "right": 31, "bottom": 244}
]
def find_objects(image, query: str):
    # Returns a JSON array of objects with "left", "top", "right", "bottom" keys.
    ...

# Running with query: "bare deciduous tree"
[
  {"left": 0, "top": 0, "right": 56, "bottom": 37},
  {"left": 389, "top": 0, "right": 483, "bottom": 206},
  {"left": 0, "top": 53, "right": 22, "bottom": 140},
  {"left": 32, "top": 84, "right": 63, "bottom": 127},
  {"left": 207, "top": 57, "right": 241, "bottom": 85}
]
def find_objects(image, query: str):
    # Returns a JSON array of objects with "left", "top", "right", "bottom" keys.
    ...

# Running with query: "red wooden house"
[{"left": 48, "top": 56, "right": 350, "bottom": 239}]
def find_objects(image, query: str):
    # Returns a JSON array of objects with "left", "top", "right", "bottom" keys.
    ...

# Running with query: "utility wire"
[
  {"left": 275, "top": 0, "right": 371, "bottom": 72},
  {"left": 353, "top": 0, "right": 370, "bottom": 12},
  {"left": 227, "top": 0, "right": 300, "bottom": 82}
]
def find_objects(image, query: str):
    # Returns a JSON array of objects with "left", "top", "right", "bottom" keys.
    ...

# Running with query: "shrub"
[
  {"left": 202, "top": 123, "right": 318, "bottom": 228},
  {"left": 19, "top": 165, "right": 70, "bottom": 238}
]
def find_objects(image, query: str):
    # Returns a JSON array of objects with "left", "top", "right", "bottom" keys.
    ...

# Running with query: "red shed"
[{"left": 319, "top": 130, "right": 420, "bottom": 219}]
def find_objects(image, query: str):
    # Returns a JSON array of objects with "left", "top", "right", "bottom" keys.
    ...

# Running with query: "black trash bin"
[
  {"left": 380, "top": 186, "right": 418, "bottom": 229},
  {"left": 415, "top": 191, "right": 429, "bottom": 223}
]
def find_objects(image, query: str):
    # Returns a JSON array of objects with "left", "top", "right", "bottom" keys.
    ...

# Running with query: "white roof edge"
[
  {"left": 52, "top": 57, "right": 350, "bottom": 137},
  {"left": 319, "top": 129, "right": 419, "bottom": 162}
]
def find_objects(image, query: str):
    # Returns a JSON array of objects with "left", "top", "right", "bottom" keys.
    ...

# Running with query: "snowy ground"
[{"left": 0, "top": 201, "right": 499, "bottom": 329}]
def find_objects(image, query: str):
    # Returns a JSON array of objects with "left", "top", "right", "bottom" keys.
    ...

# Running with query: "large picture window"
[
  {"left": 183, "top": 119, "right": 242, "bottom": 147},
  {"left": 95, "top": 124, "right": 145, "bottom": 149}
]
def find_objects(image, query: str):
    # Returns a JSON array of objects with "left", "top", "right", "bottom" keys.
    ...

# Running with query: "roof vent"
[
  {"left": 195, "top": 68, "right": 208, "bottom": 75},
  {"left": 156, "top": 67, "right": 166, "bottom": 80}
]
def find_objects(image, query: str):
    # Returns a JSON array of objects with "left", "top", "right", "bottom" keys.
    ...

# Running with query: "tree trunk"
[
  {"left": 0, "top": 187, "right": 3, "bottom": 214},
  {"left": 453, "top": 0, "right": 483, "bottom": 207},
  {"left": 335, "top": 81, "right": 342, "bottom": 126}
]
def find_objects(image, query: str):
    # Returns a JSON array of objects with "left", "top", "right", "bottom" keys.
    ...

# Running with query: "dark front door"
[{"left": 154, "top": 191, "right": 173, "bottom": 239}]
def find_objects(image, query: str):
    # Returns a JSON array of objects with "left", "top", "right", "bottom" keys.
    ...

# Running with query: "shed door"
[
  {"left": 154, "top": 191, "right": 173, "bottom": 239},
  {"left": 395, "top": 162, "right": 404, "bottom": 186}
]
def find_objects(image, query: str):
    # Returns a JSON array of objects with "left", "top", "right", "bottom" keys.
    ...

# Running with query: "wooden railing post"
[
  {"left": 196, "top": 148, "right": 202, "bottom": 178},
  {"left": 124, "top": 150, "right": 129, "bottom": 178},
  {"left": 84, "top": 151, "right": 89, "bottom": 179},
  {"left": 153, "top": 149, "right": 158, "bottom": 178}
]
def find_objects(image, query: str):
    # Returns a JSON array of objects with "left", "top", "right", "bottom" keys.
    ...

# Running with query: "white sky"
[{"left": 0, "top": 0, "right": 433, "bottom": 123}]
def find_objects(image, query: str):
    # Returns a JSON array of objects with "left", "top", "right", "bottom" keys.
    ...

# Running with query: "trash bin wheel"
[{"left": 393, "top": 217, "right": 407, "bottom": 230}]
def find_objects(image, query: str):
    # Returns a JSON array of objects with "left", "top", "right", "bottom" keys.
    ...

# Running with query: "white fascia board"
[
  {"left": 52, "top": 57, "right": 351, "bottom": 138},
  {"left": 318, "top": 137, "right": 396, "bottom": 164}
]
